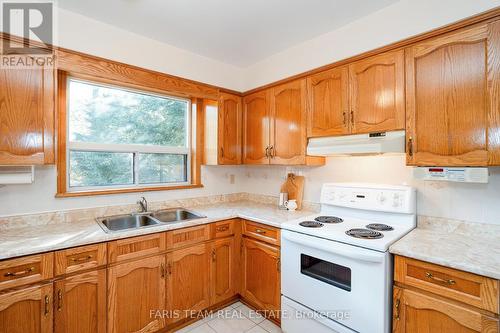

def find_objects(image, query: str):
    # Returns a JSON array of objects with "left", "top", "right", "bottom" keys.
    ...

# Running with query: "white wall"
[
  {"left": 242, "top": 0, "right": 500, "bottom": 90},
  {"left": 239, "top": 156, "right": 500, "bottom": 225},
  {"left": 0, "top": 165, "right": 245, "bottom": 216},
  {"left": 54, "top": 8, "right": 245, "bottom": 91}
]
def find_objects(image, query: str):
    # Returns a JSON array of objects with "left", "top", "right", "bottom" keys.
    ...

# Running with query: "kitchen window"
[{"left": 60, "top": 76, "right": 197, "bottom": 195}]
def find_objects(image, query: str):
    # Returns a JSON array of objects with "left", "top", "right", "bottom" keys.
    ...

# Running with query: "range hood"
[{"left": 307, "top": 130, "right": 406, "bottom": 156}]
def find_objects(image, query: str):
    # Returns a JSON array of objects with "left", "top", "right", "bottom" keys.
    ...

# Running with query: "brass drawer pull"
[
  {"left": 160, "top": 263, "right": 165, "bottom": 279},
  {"left": 216, "top": 226, "right": 229, "bottom": 232},
  {"left": 255, "top": 229, "right": 267, "bottom": 234},
  {"left": 70, "top": 255, "right": 93, "bottom": 262},
  {"left": 212, "top": 249, "right": 216, "bottom": 262},
  {"left": 425, "top": 272, "right": 456, "bottom": 285},
  {"left": 44, "top": 295, "right": 50, "bottom": 316},
  {"left": 394, "top": 298, "right": 400, "bottom": 320},
  {"left": 57, "top": 289, "right": 63, "bottom": 311},
  {"left": 4, "top": 266, "right": 35, "bottom": 277}
]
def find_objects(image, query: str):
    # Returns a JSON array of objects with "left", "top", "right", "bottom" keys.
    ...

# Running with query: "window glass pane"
[
  {"left": 68, "top": 80, "right": 188, "bottom": 147},
  {"left": 138, "top": 153, "right": 187, "bottom": 184},
  {"left": 69, "top": 151, "right": 134, "bottom": 187}
]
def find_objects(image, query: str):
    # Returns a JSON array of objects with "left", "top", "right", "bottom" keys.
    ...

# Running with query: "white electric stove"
[{"left": 280, "top": 183, "right": 416, "bottom": 333}]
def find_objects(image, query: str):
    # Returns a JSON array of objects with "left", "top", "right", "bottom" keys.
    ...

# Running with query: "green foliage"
[{"left": 68, "top": 81, "right": 188, "bottom": 188}]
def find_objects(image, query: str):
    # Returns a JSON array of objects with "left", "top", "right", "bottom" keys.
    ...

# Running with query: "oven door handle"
[{"left": 282, "top": 231, "right": 385, "bottom": 263}]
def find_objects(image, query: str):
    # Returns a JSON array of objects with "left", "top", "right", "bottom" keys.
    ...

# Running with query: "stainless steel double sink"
[{"left": 96, "top": 208, "right": 205, "bottom": 233}]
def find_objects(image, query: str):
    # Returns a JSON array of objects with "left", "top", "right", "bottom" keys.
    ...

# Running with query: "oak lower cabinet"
[
  {"left": 406, "top": 21, "right": 500, "bottom": 166},
  {"left": 107, "top": 255, "right": 166, "bottom": 333},
  {"left": 393, "top": 256, "right": 499, "bottom": 333},
  {"left": 166, "top": 243, "right": 211, "bottom": 325},
  {"left": 210, "top": 237, "right": 237, "bottom": 305},
  {"left": 241, "top": 237, "right": 281, "bottom": 315},
  {"left": 393, "top": 287, "right": 498, "bottom": 333},
  {"left": 54, "top": 270, "right": 106, "bottom": 333},
  {"left": 0, "top": 283, "right": 53, "bottom": 333}
]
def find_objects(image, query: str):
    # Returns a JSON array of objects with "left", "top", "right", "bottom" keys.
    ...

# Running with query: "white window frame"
[{"left": 66, "top": 78, "right": 192, "bottom": 192}]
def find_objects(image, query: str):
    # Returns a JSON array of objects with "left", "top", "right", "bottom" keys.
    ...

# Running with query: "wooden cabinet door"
[
  {"left": 108, "top": 255, "right": 166, "bottom": 333},
  {"left": 166, "top": 243, "right": 210, "bottom": 324},
  {"left": 210, "top": 238, "right": 236, "bottom": 305},
  {"left": 0, "top": 52, "right": 54, "bottom": 165},
  {"left": 241, "top": 238, "right": 280, "bottom": 313},
  {"left": 307, "top": 66, "right": 350, "bottom": 137},
  {"left": 349, "top": 50, "right": 405, "bottom": 134},
  {"left": 406, "top": 24, "right": 493, "bottom": 166},
  {"left": 0, "top": 283, "right": 53, "bottom": 333},
  {"left": 218, "top": 92, "right": 242, "bottom": 165},
  {"left": 243, "top": 90, "right": 271, "bottom": 164},
  {"left": 54, "top": 269, "right": 106, "bottom": 333},
  {"left": 270, "top": 79, "right": 307, "bottom": 165},
  {"left": 393, "top": 287, "right": 499, "bottom": 333}
]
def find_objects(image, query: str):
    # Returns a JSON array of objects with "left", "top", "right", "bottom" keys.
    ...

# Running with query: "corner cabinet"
[
  {"left": 406, "top": 21, "right": 500, "bottom": 166},
  {"left": 0, "top": 42, "right": 55, "bottom": 165},
  {"left": 218, "top": 92, "right": 242, "bottom": 164}
]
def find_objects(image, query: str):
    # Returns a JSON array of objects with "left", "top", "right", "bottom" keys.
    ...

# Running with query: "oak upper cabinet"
[
  {"left": 0, "top": 47, "right": 55, "bottom": 165},
  {"left": 242, "top": 90, "right": 271, "bottom": 164},
  {"left": 107, "top": 255, "right": 166, "bottom": 333},
  {"left": 393, "top": 287, "right": 499, "bottom": 333},
  {"left": 218, "top": 92, "right": 242, "bottom": 164},
  {"left": 166, "top": 243, "right": 211, "bottom": 324},
  {"left": 210, "top": 237, "right": 237, "bottom": 305},
  {"left": 0, "top": 283, "right": 53, "bottom": 333},
  {"left": 406, "top": 22, "right": 500, "bottom": 166},
  {"left": 270, "top": 79, "right": 308, "bottom": 164},
  {"left": 307, "top": 66, "right": 350, "bottom": 137},
  {"left": 54, "top": 270, "right": 106, "bottom": 333},
  {"left": 241, "top": 238, "right": 280, "bottom": 313},
  {"left": 349, "top": 50, "right": 405, "bottom": 134}
]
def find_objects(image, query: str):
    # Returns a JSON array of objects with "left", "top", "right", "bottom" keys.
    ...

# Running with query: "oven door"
[{"left": 281, "top": 229, "right": 392, "bottom": 333}]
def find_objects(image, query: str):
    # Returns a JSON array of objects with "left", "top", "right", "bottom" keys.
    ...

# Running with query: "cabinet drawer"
[
  {"left": 166, "top": 225, "right": 210, "bottom": 249},
  {"left": 0, "top": 253, "right": 53, "bottom": 291},
  {"left": 108, "top": 233, "right": 166, "bottom": 263},
  {"left": 211, "top": 219, "right": 236, "bottom": 239},
  {"left": 55, "top": 243, "right": 107, "bottom": 276},
  {"left": 242, "top": 221, "right": 280, "bottom": 246},
  {"left": 395, "top": 256, "right": 499, "bottom": 313}
]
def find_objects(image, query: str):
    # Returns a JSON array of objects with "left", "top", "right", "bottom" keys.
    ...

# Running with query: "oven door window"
[{"left": 300, "top": 254, "right": 351, "bottom": 291}]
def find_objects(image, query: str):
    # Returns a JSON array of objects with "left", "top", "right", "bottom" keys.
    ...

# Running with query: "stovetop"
[{"left": 281, "top": 213, "right": 415, "bottom": 252}]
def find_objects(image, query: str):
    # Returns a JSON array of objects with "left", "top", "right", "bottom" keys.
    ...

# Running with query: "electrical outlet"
[{"left": 229, "top": 174, "right": 235, "bottom": 184}]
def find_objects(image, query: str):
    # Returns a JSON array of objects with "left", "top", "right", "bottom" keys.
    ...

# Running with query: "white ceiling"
[{"left": 58, "top": 0, "right": 398, "bottom": 67}]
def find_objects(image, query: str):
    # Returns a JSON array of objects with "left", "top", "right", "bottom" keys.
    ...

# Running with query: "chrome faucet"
[{"left": 137, "top": 197, "right": 148, "bottom": 213}]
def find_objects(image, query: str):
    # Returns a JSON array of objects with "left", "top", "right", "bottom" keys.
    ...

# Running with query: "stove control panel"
[{"left": 320, "top": 183, "right": 416, "bottom": 214}]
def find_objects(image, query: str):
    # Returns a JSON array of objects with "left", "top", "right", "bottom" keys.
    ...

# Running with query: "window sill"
[{"left": 55, "top": 184, "right": 203, "bottom": 198}]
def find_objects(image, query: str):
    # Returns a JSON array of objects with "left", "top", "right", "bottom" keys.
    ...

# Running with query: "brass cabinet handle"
[
  {"left": 343, "top": 111, "right": 347, "bottom": 126},
  {"left": 212, "top": 249, "right": 216, "bottom": 262},
  {"left": 425, "top": 272, "right": 456, "bottom": 285},
  {"left": 161, "top": 263, "right": 165, "bottom": 278},
  {"left": 270, "top": 145, "right": 275, "bottom": 158},
  {"left": 220, "top": 146, "right": 224, "bottom": 158},
  {"left": 70, "top": 255, "right": 92, "bottom": 262},
  {"left": 394, "top": 298, "right": 400, "bottom": 320},
  {"left": 57, "top": 290, "right": 63, "bottom": 311},
  {"left": 44, "top": 295, "right": 50, "bottom": 316},
  {"left": 277, "top": 258, "right": 281, "bottom": 273},
  {"left": 4, "top": 266, "right": 35, "bottom": 277},
  {"left": 408, "top": 137, "right": 413, "bottom": 157},
  {"left": 265, "top": 146, "right": 270, "bottom": 158},
  {"left": 167, "top": 263, "right": 172, "bottom": 275},
  {"left": 350, "top": 111, "right": 355, "bottom": 126},
  {"left": 216, "top": 225, "right": 229, "bottom": 232},
  {"left": 255, "top": 229, "right": 267, "bottom": 234}
]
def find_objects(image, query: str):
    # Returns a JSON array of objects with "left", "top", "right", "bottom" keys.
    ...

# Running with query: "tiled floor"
[{"left": 174, "top": 302, "right": 282, "bottom": 333}]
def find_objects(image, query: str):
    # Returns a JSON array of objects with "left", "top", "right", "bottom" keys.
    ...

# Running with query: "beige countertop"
[
  {"left": 0, "top": 200, "right": 317, "bottom": 261},
  {"left": 389, "top": 216, "right": 500, "bottom": 280}
]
